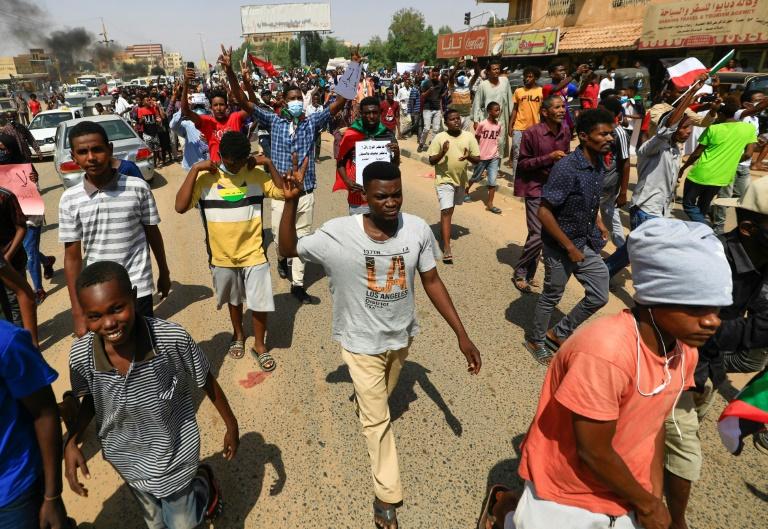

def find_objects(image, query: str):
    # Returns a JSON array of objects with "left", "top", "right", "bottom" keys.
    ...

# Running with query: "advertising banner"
[
  {"left": 490, "top": 28, "right": 560, "bottom": 57},
  {"left": 639, "top": 0, "right": 768, "bottom": 49},
  {"left": 437, "top": 29, "right": 490, "bottom": 59},
  {"left": 241, "top": 3, "right": 331, "bottom": 35}
]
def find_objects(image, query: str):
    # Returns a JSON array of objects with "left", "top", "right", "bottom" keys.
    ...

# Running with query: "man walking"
[
  {"left": 471, "top": 59, "right": 513, "bottom": 165},
  {"left": 279, "top": 160, "right": 481, "bottom": 529},
  {"left": 512, "top": 95, "right": 570, "bottom": 294},
  {"left": 507, "top": 66, "right": 543, "bottom": 175},
  {"left": 525, "top": 109, "right": 613, "bottom": 364},
  {"left": 417, "top": 68, "right": 447, "bottom": 152}
]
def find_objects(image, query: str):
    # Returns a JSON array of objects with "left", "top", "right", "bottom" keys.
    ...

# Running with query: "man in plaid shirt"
[{"left": 406, "top": 80, "right": 423, "bottom": 139}]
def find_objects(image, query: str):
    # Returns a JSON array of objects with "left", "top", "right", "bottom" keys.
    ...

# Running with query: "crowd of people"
[{"left": 0, "top": 41, "right": 767, "bottom": 529}]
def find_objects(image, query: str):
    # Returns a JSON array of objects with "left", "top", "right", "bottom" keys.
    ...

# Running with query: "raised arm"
[
  {"left": 278, "top": 154, "right": 308, "bottom": 258},
  {"left": 328, "top": 47, "right": 363, "bottom": 116},
  {"left": 220, "top": 46, "right": 255, "bottom": 114},
  {"left": 180, "top": 68, "right": 201, "bottom": 126}
]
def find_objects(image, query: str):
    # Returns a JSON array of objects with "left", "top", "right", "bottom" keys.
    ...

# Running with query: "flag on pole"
[
  {"left": 248, "top": 54, "right": 278, "bottom": 77},
  {"left": 666, "top": 57, "right": 708, "bottom": 88},
  {"left": 709, "top": 49, "right": 736, "bottom": 76},
  {"left": 717, "top": 370, "right": 768, "bottom": 454}
]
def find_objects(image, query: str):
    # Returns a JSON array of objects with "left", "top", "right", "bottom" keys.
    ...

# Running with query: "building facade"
[
  {"left": 0, "top": 57, "right": 18, "bottom": 80},
  {"left": 163, "top": 52, "right": 183, "bottom": 73},
  {"left": 246, "top": 31, "right": 294, "bottom": 55}
]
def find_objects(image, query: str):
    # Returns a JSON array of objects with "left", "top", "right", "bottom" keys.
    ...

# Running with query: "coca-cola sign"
[{"left": 437, "top": 29, "right": 490, "bottom": 58}]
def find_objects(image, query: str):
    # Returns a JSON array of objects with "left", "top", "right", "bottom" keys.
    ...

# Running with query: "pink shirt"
[
  {"left": 474, "top": 119, "right": 501, "bottom": 160},
  {"left": 518, "top": 310, "right": 696, "bottom": 516}
]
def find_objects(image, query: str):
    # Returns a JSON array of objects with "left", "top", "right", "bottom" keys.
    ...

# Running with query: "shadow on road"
[
  {"left": 84, "top": 432, "right": 286, "bottom": 529},
  {"left": 430, "top": 223, "right": 470, "bottom": 247},
  {"left": 504, "top": 295, "right": 565, "bottom": 338},
  {"left": 326, "top": 360, "right": 463, "bottom": 436},
  {"left": 153, "top": 281, "right": 213, "bottom": 322},
  {"left": 149, "top": 172, "right": 168, "bottom": 190}
]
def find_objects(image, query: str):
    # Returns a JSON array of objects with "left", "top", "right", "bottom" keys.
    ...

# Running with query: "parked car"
[
  {"left": 64, "top": 84, "right": 91, "bottom": 98},
  {"left": 53, "top": 115, "right": 155, "bottom": 188},
  {"left": 28, "top": 107, "right": 84, "bottom": 158}
]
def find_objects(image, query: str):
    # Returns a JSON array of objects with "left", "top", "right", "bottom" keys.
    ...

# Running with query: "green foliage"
[{"left": 232, "top": 33, "right": 349, "bottom": 71}]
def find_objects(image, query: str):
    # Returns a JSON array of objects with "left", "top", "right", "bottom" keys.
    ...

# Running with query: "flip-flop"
[
  {"left": 227, "top": 340, "right": 245, "bottom": 359},
  {"left": 544, "top": 334, "right": 562, "bottom": 353},
  {"left": 487, "top": 206, "right": 502, "bottom": 214},
  {"left": 512, "top": 277, "right": 532, "bottom": 294},
  {"left": 477, "top": 484, "right": 509, "bottom": 529},
  {"left": 374, "top": 499, "right": 398, "bottom": 529},
  {"left": 252, "top": 348, "right": 277, "bottom": 372},
  {"left": 524, "top": 341, "right": 554, "bottom": 366},
  {"left": 442, "top": 254, "right": 454, "bottom": 264}
]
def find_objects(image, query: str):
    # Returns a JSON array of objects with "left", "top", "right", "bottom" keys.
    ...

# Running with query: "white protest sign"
[
  {"left": 335, "top": 60, "right": 362, "bottom": 100},
  {"left": 355, "top": 141, "right": 391, "bottom": 185}
]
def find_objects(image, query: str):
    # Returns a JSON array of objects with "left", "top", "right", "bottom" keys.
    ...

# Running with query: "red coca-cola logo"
[{"left": 465, "top": 36, "right": 487, "bottom": 50}]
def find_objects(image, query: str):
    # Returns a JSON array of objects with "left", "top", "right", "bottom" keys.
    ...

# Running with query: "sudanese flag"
[
  {"left": 717, "top": 369, "right": 768, "bottom": 454},
  {"left": 248, "top": 54, "right": 279, "bottom": 77}
]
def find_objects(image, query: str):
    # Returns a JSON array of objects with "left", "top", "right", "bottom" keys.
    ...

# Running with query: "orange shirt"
[{"left": 518, "top": 310, "right": 696, "bottom": 516}]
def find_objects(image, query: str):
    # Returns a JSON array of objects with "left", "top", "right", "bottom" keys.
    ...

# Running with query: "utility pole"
[
  {"left": 98, "top": 18, "right": 114, "bottom": 47},
  {"left": 197, "top": 32, "right": 208, "bottom": 71}
]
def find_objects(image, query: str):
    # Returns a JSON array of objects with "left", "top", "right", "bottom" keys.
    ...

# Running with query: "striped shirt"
[
  {"left": 58, "top": 173, "right": 160, "bottom": 297},
  {"left": 69, "top": 317, "right": 210, "bottom": 497}
]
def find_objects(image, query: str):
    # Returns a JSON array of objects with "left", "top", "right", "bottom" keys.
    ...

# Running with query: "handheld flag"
[
  {"left": 717, "top": 370, "right": 768, "bottom": 455},
  {"left": 666, "top": 57, "right": 708, "bottom": 88},
  {"left": 709, "top": 49, "right": 736, "bottom": 76},
  {"left": 248, "top": 54, "right": 278, "bottom": 77}
]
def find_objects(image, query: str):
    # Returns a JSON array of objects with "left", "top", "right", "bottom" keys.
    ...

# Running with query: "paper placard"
[
  {"left": 335, "top": 61, "right": 362, "bottom": 100},
  {"left": 0, "top": 164, "right": 44, "bottom": 216},
  {"left": 355, "top": 141, "right": 391, "bottom": 185}
]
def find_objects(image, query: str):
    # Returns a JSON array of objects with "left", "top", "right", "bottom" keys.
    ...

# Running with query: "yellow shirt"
[
  {"left": 427, "top": 130, "right": 480, "bottom": 187},
  {"left": 513, "top": 86, "right": 543, "bottom": 131},
  {"left": 189, "top": 166, "right": 284, "bottom": 267}
]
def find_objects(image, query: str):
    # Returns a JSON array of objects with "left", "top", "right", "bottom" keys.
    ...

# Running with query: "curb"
[{"left": 399, "top": 147, "right": 520, "bottom": 200}]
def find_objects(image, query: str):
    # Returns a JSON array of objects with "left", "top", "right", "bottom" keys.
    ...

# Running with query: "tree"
[
  {"left": 364, "top": 36, "right": 388, "bottom": 69},
  {"left": 384, "top": 8, "right": 441, "bottom": 65},
  {"left": 150, "top": 66, "right": 166, "bottom": 76}
]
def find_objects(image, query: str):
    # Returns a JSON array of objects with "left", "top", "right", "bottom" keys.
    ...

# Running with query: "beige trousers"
[
  {"left": 342, "top": 344, "right": 409, "bottom": 504},
  {"left": 271, "top": 193, "right": 315, "bottom": 286}
]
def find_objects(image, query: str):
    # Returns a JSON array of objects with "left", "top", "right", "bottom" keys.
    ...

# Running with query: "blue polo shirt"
[
  {"left": 542, "top": 146, "right": 605, "bottom": 252},
  {"left": 0, "top": 320, "right": 58, "bottom": 507}
]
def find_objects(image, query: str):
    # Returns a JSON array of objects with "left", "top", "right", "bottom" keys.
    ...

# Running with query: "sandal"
[
  {"left": 252, "top": 348, "right": 277, "bottom": 372},
  {"left": 197, "top": 464, "right": 223, "bottom": 521},
  {"left": 478, "top": 484, "right": 509, "bottom": 529},
  {"left": 524, "top": 341, "right": 553, "bottom": 366},
  {"left": 227, "top": 340, "right": 245, "bottom": 359},
  {"left": 545, "top": 331, "right": 563, "bottom": 352},
  {"left": 373, "top": 499, "right": 398, "bottom": 529},
  {"left": 512, "top": 277, "right": 532, "bottom": 294},
  {"left": 442, "top": 254, "right": 453, "bottom": 264},
  {"left": 487, "top": 206, "right": 502, "bottom": 214}
]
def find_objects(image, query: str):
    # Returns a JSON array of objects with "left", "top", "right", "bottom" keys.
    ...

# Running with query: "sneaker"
[
  {"left": 276, "top": 258, "right": 290, "bottom": 280},
  {"left": 196, "top": 464, "right": 223, "bottom": 521},
  {"left": 291, "top": 285, "right": 317, "bottom": 305},
  {"left": 43, "top": 256, "right": 56, "bottom": 280}
]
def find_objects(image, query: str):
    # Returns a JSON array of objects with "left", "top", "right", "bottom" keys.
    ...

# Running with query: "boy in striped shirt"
[
  {"left": 175, "top": 131, "right": 290, "bottom": 370},
  {"left": 64, "top": 261, "right": 239, "bottom": 528}
]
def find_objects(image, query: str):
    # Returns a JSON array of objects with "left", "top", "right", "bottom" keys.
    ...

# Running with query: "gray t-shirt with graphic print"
[{"left": 297, "top": 212, "right": 440, "bottom": 354}]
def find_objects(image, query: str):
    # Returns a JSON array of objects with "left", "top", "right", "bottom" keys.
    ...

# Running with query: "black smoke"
[
  {"left": 45, "top": 28, "right": 94, "bottom": 74},
  {"left": 0, "top": 0, "right": 44, "bottom": 46}
]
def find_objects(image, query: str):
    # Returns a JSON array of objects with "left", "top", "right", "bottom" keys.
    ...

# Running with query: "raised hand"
[
  {"left": 441, "top": 141, "right": 450, "bottom": 155},
  {"left": 281, "top": 152, "right": 309, "bottom": 200},
  {"left": 351, "top": 44, "right": 362, "bottom": 63},
  {"left": 218, "top": 44, "right": 233, "bottom": 70}
]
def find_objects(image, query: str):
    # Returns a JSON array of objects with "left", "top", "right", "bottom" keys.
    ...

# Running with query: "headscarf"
[{"left": 0, "top": 133, "right": 25, "bottom": 164}]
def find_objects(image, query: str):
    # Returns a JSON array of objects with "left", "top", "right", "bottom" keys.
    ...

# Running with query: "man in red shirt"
[
  {"left": 136, "top": 95, "right": 162, "bottom": 167},
  {"left": 28, "top": 94, "right": 42, "bottom": 117},
  {"left": 579, "top": 73, "right": 600, "bottom": 110},
  {"left": 180, "top": 70, "right": 247, "bottom": 162},
  {"left": 379, "top": 88, "right": 400, "bottom": 139}
]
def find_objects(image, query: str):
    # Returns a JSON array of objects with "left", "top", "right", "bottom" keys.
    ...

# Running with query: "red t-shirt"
[
  {"left": 137, "top": 106, "right": 160, "bottom": 136},
  {"left": 197, "top": 111, "right": 247, "bottom": 162},
  {"left": 379, "top": 100, "right": 399, "bottom": 131},
  {"left": 579, "top": 83, "right": 599, "bottom": 109},
  {"left": 28, "top": 100, "right": 41, "bottom": 116}
]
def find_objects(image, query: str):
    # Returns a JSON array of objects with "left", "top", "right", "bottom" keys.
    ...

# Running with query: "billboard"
[
  {"left": 437, "top": 29, "right": 490, "bottom": 59},
  {"left": 241, "top": 3, "right": 331, "bottom": 35},
  {"left": 491, "top": 28, "right": 559, "bottom": 57},
  {"left": 639, "top": 0, "right": 768, "bottom": 49}
]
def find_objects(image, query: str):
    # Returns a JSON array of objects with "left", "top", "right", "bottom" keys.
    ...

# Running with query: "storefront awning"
[{"left": 558, "top": 22, "right": 643, "bottom": 53}]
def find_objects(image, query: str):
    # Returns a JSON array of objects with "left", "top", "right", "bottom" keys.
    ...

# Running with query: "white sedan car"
[{"left": 28, "top": 107, "right": 84, "bottom": 158}]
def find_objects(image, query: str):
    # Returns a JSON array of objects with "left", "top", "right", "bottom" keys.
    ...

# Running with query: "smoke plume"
[
  {"left": 45, "top": 28, "right": 94, "bottom": 74},
  {"left": 0, "top": 0, "right": 45, "bottom": 46}
]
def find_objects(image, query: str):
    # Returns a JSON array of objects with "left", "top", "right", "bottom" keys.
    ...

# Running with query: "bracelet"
[{"left": 44, "top": 493, "right": 61, "bottom": 502}]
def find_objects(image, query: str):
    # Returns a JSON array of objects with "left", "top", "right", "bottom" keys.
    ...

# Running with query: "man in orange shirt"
[{"left": 484, "top": 219, "right": 733, "bottom": 529}]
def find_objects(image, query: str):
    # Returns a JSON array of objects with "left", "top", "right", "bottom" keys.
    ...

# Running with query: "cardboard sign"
[
  {"left": 355, "top": 141, "right": 391, "bottom": 185},
  {"left": 0, "top": 164, "right": 44, "bottom": 216},
  {"left": 335, "top": 60, "right": 362, "bottom": 100}
]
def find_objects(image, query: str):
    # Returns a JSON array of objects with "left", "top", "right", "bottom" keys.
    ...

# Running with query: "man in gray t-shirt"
[{"left": 279, "top": 160, "right": 481, "bottom": 529}]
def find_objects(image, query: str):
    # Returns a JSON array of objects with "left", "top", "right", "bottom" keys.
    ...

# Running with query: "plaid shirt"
[
  {"left": 251, "top": 106, "right": 331, "bottom": 191},
  {"left": 408, "top": 86, "right": 421, "bottom": 114}
]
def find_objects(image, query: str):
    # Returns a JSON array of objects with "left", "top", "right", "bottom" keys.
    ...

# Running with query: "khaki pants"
[
  {"left": 342, "top": 344, "right": 409, "bottom": 504},
  {"left": 271, "top": 193, "right": 315, "bottom": 287},
  {"left": 664, "top": 380, "right": 715, "bottom": 482}
]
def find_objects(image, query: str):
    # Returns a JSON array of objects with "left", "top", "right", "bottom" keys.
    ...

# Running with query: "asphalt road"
[{"left": 32, "top": 133, "right": 765, "bottom": 528}]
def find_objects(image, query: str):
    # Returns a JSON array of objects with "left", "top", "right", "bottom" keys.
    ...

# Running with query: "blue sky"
[{"left": 1, "top": 0, "right": 506, "bottom": 62}]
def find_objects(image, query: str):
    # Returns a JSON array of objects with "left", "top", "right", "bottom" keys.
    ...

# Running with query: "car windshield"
[
  {"left": 29, "top": 112, "right": 71, "bottom": 130},
  {"left": 64, "top": 119, "right": 136, "bottom": 148},
  {"left": 65, "top": 96, "right": 87, "bottom": 107}
]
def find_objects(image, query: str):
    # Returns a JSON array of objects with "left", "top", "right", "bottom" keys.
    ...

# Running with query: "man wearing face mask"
[
  {"left": 501, "top": 218, "right": 732, "bottom": 529},
  {"left": 223, "top": 45, "right": 360, "bottom": 304},
  {"left": 599, "top": 67, "right": 616, "bottom": 97},
  {"left": 664, "top": 178, "right": 768, "bottom": 529}
]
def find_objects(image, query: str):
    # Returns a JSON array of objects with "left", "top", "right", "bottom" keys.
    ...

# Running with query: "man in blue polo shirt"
[
  {"left": 525, "top": 109, "right": 614, "bottom": 365},
  {"left": 0, "top": 314, "right": 69, "bottom": 528},
  {"left": 222, "top": 45, "right": 360, "bottom": 304}
]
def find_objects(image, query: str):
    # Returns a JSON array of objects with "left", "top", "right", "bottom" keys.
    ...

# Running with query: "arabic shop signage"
[
  {"left": 640, "top": 0, "right": 768, "bottom": 49},
  {"left": 437, "top": 29, "right": 490, "bottom": 58},
  {"left": 491, "top": 28, "right": 560, "bottom": 57}
]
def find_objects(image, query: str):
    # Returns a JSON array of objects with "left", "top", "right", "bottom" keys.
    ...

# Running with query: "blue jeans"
[
  {"left": 470, "top": 158, "right": 500, "bottom": 187},
  {"left": 0, "top": 480, "right": 42, "bottom": 529},
  {"left": 604, "top": 207, "right": 657, "bottom": 277},
  {"left": 682, "top": 179, "right": 720, "bottom": 225},
  {"left": 23, "top": 225, "right": 44, "bottom": 291},
  {"left": 130, "top": 474, "right": 209, "bottom": 529}
]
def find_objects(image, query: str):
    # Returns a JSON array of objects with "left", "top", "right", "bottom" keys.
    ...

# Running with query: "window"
[
  {"left": 547, "top": 0, "right": 575, "bottom": 16},
  {"left": 612, "top": 0, "right": 648, "bottom": 6},
  {"left": 511, "top": 0, "right": 533, "bottom": 24}
]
